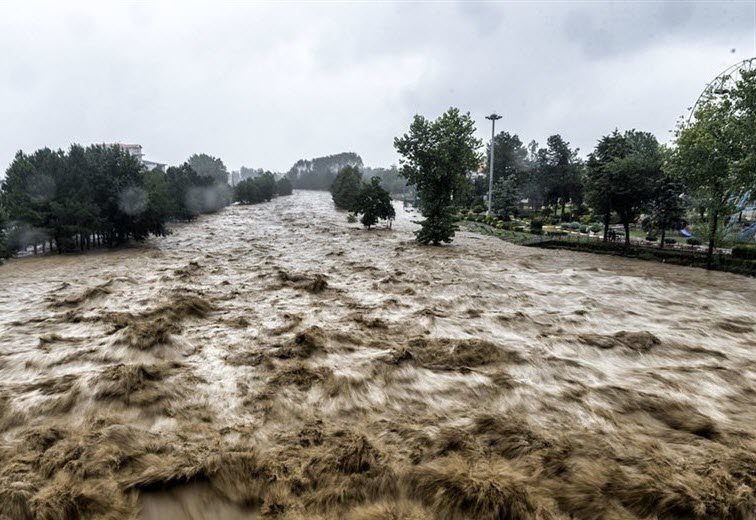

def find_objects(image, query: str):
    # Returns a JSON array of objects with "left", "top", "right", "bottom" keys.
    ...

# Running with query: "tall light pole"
[{"left": 485, "top": 113, "right": 502, "bottom": 215}]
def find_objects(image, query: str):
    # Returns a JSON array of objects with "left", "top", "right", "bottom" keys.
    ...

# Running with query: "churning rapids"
[{"left": 0, "top": 190, "right": 754, "bottom": 520}]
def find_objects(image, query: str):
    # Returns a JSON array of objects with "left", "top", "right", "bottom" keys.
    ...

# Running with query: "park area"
[{"left": 1, "top": 191, "right": 754, "bottom": 519}]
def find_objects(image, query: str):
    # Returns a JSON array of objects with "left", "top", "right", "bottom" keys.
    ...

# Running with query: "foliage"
[
  {"left": 286, "top": 152, "right": 363, "bottom": 190},
  {"left": 491, "top": 176, "right": 520, "bottom": 220},
  {"left": 234, "top": 178, "right": 262, "bottom": 204},
  {"left": 648, "top": 173, "right": 685, "bottom": 248},
  {"left": 586, "top": 130, "right": 663, "bottom": 244},
  {"left": 528, "top": 135, "right": 584, "bottom": 215},
  {"left": 0, "top": 204, "right": 9, "bottom": 259},
  {"left": 276, "top": 177, "right": 293, "bottom": 196},
  {"left": 330, "top": 165, "right": 363, "bottom": 211},
  {"left": 234, "top": 172, "right": 281, "bottom": 204},
  {"left": 187, "top": 153, "right": 229, "bottom": 185},
  {"left": 165, "top": 162, "right": 229, "bottom": 220},
  {"left": 732, "top": 244, "right": 756, "bottom": 260},
  {"left": 394, "top": 107, "right": 482, "bottom": 245},
  {"left": 354, "top": 176, "right": 396, "bottom": 229},
  {"left": 670, "top": 67, "right": 756, "bottom": 265},
  {"left": 0, "top": 145, "right": 177, "bottom": 253}
]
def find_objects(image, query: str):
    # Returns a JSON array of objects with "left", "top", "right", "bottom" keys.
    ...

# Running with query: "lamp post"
[{"left": 485, "top": 113, "right": 502, "bottom": 215}]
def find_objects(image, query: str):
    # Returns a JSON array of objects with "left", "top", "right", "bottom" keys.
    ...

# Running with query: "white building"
[{"left": 116, "top": 143, "right": 166, "bottom": 171}]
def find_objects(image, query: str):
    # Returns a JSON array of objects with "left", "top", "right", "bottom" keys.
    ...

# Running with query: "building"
[{"left": 115, "top": 143, "right": 166, "bottom": 172}]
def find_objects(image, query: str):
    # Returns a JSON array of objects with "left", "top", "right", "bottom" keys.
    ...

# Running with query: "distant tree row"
[
  {"left": 0, "top": 147, "right": 231, "bottom": 257},
  {"left": 286, "top": 152, "right": 363, "bottom": 190},
  {"left": 234, "top": 172, "right": 292, "bottom": 204}
]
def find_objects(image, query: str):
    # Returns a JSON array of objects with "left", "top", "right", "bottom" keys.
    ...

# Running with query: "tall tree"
[
  {"left": 330, "top": 165, "right": 363, "bottom": 211},
  {"left": 394, "top": 107, "right": 482, "bottom": 245},
  {"left": 187, "top": 153, "right": 229, "bottom": 185},
  {"left": 670, "top": 69, "right": 755, "bottom": 266}
]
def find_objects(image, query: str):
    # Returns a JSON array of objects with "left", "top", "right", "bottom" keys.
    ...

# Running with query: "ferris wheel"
[{"left": 687, "top": 57, "right": 756, "bottom": 123}]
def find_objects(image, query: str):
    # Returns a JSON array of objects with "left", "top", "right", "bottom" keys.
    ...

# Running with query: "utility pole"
[{"left": 485, "top": 113, "right": 502, "bottom": 215}]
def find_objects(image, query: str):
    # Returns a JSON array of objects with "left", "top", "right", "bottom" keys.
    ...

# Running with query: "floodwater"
[{"left": 0, "top": 190, "right": 754, "bottom": 520}]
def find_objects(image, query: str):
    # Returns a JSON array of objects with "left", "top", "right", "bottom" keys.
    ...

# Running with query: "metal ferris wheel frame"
[{"left": 687, "top": 57, "right": 756, "bottom": 123}]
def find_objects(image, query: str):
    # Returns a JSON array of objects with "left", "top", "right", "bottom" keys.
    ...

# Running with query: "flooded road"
[{"left": 1, "top": 190, "right": 754, "bottom": 519}]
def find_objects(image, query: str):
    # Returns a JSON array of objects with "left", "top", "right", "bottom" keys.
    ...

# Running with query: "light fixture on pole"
[{"left": 485, "top": 113, "right": 502, "bottom": 215}]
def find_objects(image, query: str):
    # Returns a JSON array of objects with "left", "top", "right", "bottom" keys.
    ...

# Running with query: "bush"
[
  {"left": 569, "top": 222, "right": 580, "bottom": 230},
  {"left": 645, "top": 234, "right": 658, "bottom": 242},
  {"left": 579, "top": 215, "right": 592, "bottom": 225},
  {"left": 529, "top": 219, "right": 544, "bottom": 232},
  {"left": 495, "top": 221, "right": 504, "bottom": 229},
  {"left": 560, "top": 212, "right": 573, "bottom": 222},
  {"left": 346, "top": 213, "right": 357, "bottom": 223},
  {"left": 589, "top": 224, "right": 601, "bottom": 233},
  {"left": 560, "top": 223, "right": 570, "bottom": 230},
  {"left": 514, "top": 226, "right": 524, "bottom": 232},
  {"left": 664, "top": 238, "right": 677, "bottom": 245},
  {"left": 686, "top": 237, "right": 702, "bottom": 246},
  {"left": 579, "top": 225, "right": 589, "bottom": 234},
  {"left": 472, "top": 204, "right": 485, "bottom": 214},
  {"left": 732, "top": 244, "right": 756, "bottom": 260}
]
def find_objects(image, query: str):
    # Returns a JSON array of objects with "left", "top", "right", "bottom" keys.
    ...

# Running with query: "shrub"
[
  {"left": 346, "top": 213, "right": 357, "bottom": 223},
  {"left": 549, "top": 217, "right": 560, "bottom": 225},
  {"left": 529, "top": 219, "right": 544, "bottom": 232},
  {"left": 560, "top": 212, "right": 573, "bottom": 222},
  {"left": 495, "top": 221, "right": 504, "bottom": 229},
  {"left": 569, "top": 222, "right": 580, "bottom": 230},
  {"left": 686, "top": 237, "right": 702, "bottom": 246},
  {"left": 732, "top": 244, "right": 756, "bottom": 260},
  {"left": 579, "top": 225, "right": 589, "bottom": 234},
  {"left": 514, "top": 226, "right": 524, "bottom": 232},
  {"left": 664, "top": 238, "right": 677, "bottom": 245},
  {"left": 560, "top": 223, "right": 571, "bottom": 230},
  {"left": 472, "top": 204, "right": 485, "bottom": 214},
  {"left": 580, "top": 215, "right": 592, "bottom": 225},
  {"left": 589, "top": 224, "right": 601, "bottom": 233},
  {"left": 645, "top": 234, "right": 658, "bottom": 242}
]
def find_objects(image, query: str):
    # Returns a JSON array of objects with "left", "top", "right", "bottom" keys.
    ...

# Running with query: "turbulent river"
[{"left": 0, "top": 190, "right": 754, "bottom": 520}]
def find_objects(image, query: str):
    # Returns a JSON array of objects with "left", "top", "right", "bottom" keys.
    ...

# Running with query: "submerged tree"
[
  {"left": 354, "top": 176, "right": 395, "bottom": 229},
  {"left": 394, "top": 107, "right": 482, "bottom": 245},
  {"left": 276, "top": 177, "right": 293, "bottom": 196},
  {"left": 330, "top": 165, "right": 362, "bottom": 211}
]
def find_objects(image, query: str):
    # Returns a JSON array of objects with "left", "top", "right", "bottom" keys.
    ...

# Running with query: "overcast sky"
[{"left": 1, "top": 1, "right": 755, "bottom": 175}]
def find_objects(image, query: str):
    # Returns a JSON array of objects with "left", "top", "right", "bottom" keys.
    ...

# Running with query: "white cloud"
[{"left": 0, "top": 0, "right": 753, "bottom": 175}]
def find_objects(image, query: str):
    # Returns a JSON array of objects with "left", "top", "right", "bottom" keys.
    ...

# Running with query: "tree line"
[
  {"left": 392, "top": 67, "right": 756, "bottom": 263},
  {"left": 234, "top": 172, "right": 292, "bottom": 204},
  {"left": 285, "top": 152, "right": 407, "bottom": 194},
  {"left": 0, "top": 146, "right": 233, "bottom": 257}
]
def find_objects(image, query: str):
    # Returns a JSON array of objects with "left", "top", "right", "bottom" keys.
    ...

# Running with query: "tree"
[
  {"left": 394, "top": 107, "right": 482, "bottom": 245},
  {"left": 187, "top": 153, "right": 229, "bottom": 185},
  {"left": 276, "top": 177, "right": 293, "bottom": 196},
  {"left": 256, "top": 172, "right": 277, "bottom": 202},
  {"left": 354, "top": 176, "right": 396, "bottom": 229},
  {"left": 491, "top": 176, "right": 520, "bottom": 220},
  {"left": 0, "top": 204, "right": 10, "bottom": 259},
  {"left": 330, "top": 165, "right": 362, "bottom": 211},
  {"left": 585, "top": 130, "right": 661, "bottom": 245},
  {"left": 234, "top": 178, "right": 262, "bottom": 204},
  {"left": 648, "top": 173, "right": 685, "bottom": 248},
  {"left": 670, "top": 70, "right": 756, "bottom": 266}
]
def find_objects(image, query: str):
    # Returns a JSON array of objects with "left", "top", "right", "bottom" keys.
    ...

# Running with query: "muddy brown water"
[{"left": 0, "top": 190, "right": 754, "bottom": 520}]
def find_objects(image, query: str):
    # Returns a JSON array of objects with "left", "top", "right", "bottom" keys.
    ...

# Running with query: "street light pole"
[{"left": 485, "top": 113, "right": 502, "bottom": 216}]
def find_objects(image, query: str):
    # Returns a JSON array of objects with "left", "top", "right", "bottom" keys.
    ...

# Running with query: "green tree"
[
  {"left": 276, "top": 176, "right": 293, "bottom": 196},
  {"left": 234, "top": 178, "right": 262, "bottom": 204},
  {"left": 330, "top": 165, "right": 362, "bottom": 211},
  {"left": 256, "top": 172, "right": 277, "bottom": 202},
  {"left": 0, "top": 204, "right": 10, "bottom": 259},
  {"left": 670, "top": 71, "right": 755, "bottom": 266},
  {"left": 491, "top": 176, "right": 520, "bottom": 220},
  {"left": 187, "top": 153, "right": 229, "bottom": 185},
  {"left": 354, "top": 176, "right": 396, "bottom": 229},
  {"left": 394, "top": 107, "right": 482, "bottom": 245},
  {"left": 648, "top": 173, "right": 685, "bottom": 248}
]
